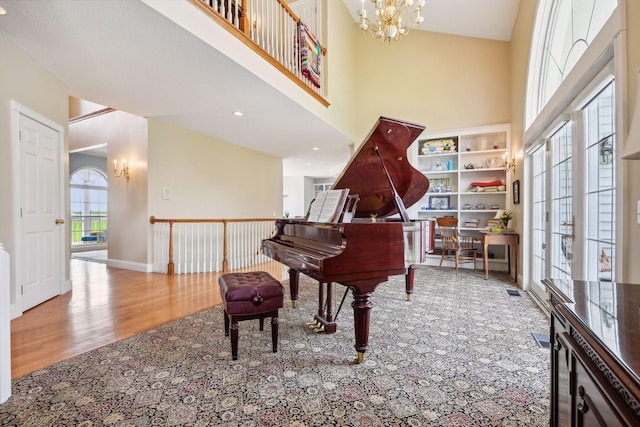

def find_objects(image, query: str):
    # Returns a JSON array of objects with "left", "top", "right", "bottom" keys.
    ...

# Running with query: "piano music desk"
[{"left": 479, "top": 230, "right": 519, "bottom": 283}]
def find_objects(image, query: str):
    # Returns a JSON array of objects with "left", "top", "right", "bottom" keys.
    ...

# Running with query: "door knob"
[{"left": 55, "top": 219, "right": 65, "bottom": 225}]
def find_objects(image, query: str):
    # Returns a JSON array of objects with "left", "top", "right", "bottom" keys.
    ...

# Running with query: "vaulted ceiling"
[{"left": 0, "top": 0, "right": 519, "bottom": 177}]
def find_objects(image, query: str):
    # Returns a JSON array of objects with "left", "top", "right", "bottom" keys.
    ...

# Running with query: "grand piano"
[{"left": 262, "top": 117, "right": 432, "bottom": 363}]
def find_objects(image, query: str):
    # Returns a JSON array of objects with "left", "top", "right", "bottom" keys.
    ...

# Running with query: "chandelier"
[{"left": 358, "top": 0, "right": 426, "bottom": 42}]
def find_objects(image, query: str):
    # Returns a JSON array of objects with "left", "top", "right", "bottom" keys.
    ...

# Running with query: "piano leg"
[
  {"left": 288, "top": 268, "right": 299, "bottom": 308},
  {"left": 311, "top": 282, "right": 337, "bottom": 334},
  {"left": 307, "top": 281, "right": 325, "bottom": 330},
  {"left": 405, "top": 264, "right": 416, "bottom": 301},
  {"left": 326, "top": 283, "right": 334, "bottom": 323},
  {"left": 318, "top": 282, "right": 325, "bottom": 319},
  {"left": 351, "top": 288, "right": 374, "bottom": 364}
]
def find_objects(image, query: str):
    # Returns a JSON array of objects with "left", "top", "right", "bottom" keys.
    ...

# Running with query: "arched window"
[
  {"left": 70, "top": 167, "right": 108, "bottom": 248},
  {"left": 526, "top": 0, "right": 617, "bottom": 128}
]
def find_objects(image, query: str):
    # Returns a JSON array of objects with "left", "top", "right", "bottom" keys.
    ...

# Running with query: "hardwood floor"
[{"left": 10, "top": 259, "right": 289, "bottom": 378}]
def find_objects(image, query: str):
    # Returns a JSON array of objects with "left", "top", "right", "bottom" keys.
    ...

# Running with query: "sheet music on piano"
[{"left": 306, "top": 189, "right": 350, "bottom": 223}]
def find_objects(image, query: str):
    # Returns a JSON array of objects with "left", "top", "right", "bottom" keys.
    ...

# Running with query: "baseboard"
[
  {"left": 106, "top": 259, "right": 152, "bottom": 273},
  {"left": 61, "top": 278, "right": 72, "bottom": 294},
  {"left": 420, "top": 256, "right": 508, "bottom": 271},
  {"left": 528, "top": 289, "right": 551, "bottom": 317},
  {"left": 10, "top": 303, "right": 22, "bottom": 320}
]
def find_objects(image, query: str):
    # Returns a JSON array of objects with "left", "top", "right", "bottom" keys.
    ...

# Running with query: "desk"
[{"left": 480, "top": 231, "right": 519, "bottom": 282}]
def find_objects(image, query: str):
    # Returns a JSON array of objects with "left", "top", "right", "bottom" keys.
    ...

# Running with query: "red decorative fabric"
[
  {"left": 298, "top": 22, "right": 321, "bottom": 88},
  {"left": 470, "top": 180, "right": 504, "bottom": 187}
]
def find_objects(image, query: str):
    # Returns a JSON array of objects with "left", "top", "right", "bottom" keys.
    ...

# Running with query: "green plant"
[
  {"left": 499, "top": 210, "right": 513, "bottom": 227},
  {"left": 499, "top": 210, "right": 513, "bottom": 222}
]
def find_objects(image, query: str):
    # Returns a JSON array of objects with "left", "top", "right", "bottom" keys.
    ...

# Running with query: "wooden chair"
[{"left": 436, "top": 217, "right": 479, "bottom": 274}]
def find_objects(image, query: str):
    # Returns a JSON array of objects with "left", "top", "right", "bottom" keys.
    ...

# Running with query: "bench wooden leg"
[
  {"left": 224, "top": 310, "right": 230, "bottom": 336},
  {"left": 271, "top": 316, "right": 279, "bottom": 353},
  {"left": 230, "top": 319, "right": 239, "bottom": 360}
]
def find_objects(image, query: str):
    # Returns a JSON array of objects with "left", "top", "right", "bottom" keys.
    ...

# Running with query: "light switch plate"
[{"left": 162, "top": 187, "right": 171, "bottom": 200}]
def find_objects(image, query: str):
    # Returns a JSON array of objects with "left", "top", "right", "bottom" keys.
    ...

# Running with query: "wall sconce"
[
  {"left": 503, "top": 153, "right": 517, "bottom": 173},
  {"left": 113, "top": 160, "right": 130, "bottom": 181}
]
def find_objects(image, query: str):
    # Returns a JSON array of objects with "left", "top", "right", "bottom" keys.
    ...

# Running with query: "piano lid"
[{"left": 332, "top": 117, "right": 429, "bottom": 219}]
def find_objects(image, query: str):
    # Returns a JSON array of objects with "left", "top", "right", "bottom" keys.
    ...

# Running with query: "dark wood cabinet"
[{"left": 544, "top": 279, "right": 640, "bottom": 427}]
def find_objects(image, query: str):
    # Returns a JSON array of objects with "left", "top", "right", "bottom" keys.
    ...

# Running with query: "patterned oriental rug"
[{"left": 0, "top": 267, "right": 550, "bottom": 426}]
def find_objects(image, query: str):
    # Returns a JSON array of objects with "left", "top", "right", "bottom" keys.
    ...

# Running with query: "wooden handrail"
[
  {"left": 186, "top": 0, "right": 329, "bottom": 106},
  {"left": 149, "top": 216, "right": 276, "bottom": 274},
  {"left": 149, "top": 216, "right": 275, "bottom": 224}
]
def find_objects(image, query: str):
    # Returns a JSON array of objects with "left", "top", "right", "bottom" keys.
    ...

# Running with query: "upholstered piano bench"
[{"left": 218, "top": 271, "right": 285, "bottom": 360}]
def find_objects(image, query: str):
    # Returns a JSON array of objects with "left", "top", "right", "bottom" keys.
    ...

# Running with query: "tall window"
[
  {"left": 525, "top": 1, "right": 621, "bottom": 304},
  {"left": 583, "top": 81, "right": 616, "bottom": 281},
  {"left": 70, "top": 167, "right": 108, "bottom": 248},
  {"left": 531, "top": 144, "right": 547, "bottom": 286},
  {"left": 550, "top": 123, "right": 573, "bottom": 281}
]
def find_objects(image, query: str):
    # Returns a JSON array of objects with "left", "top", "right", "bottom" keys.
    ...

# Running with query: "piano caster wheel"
[
  {"left": 354, "top": 352, "right": 366, "bottom": 364},
  {"left": 313, "top": 324, "right": 325, "bottom": 333},
  {"left": 305, "top": 320, "right": 320, "bottom": 329},
  {"left": 406, "top": 294, "right": 412, "bottom": 301},
  {"left": 292, "top": 301, "right": 297, "bottom": 308}
]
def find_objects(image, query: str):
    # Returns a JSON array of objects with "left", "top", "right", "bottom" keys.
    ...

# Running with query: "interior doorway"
[{"left": 69, "top": 166, "right": 108, "bottom": 256}]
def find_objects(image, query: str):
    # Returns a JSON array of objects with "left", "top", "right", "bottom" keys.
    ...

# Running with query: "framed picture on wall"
[{"left": 513, "top": 179, "right": 521, "bottom": 205}]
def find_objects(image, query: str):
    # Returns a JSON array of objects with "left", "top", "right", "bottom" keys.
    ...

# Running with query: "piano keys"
[{"left": 262, "top": 116, "right": 431, "bottom": 363}]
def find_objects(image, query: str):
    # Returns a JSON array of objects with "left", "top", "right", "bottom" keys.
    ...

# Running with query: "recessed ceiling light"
[
  {"left": 0, "top": 6, "right": 6, "bottom": 15},
  {"left": 312, "top": 147, "right": 319, "bottom": 150},
  {"left": 232, "top": 111, "right": 243, "bottom": 117}
]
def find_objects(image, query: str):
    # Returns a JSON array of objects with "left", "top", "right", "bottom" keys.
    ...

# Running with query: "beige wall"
[
  {"left": 109, "top": 115, "right": 149, "bottom": 267},
  {"left": 0, "top": 34, "right": 69, "bottom": 303},
  {"left": 147, "top": 120, "right": 283, "bottom": 221},
  {"left": 508, "top": 0, "right": 537, "bottom": 283},
  {"left": 354, "top": 30, "right": 511, "bottom": 141},
  {"left": 322, "top": 0, "right": 360, "bottom": 141}
]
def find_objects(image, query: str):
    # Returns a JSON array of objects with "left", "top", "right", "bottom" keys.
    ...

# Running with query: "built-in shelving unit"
[{"left": 409, "top": 124, "right": 512, "bottom": 269}]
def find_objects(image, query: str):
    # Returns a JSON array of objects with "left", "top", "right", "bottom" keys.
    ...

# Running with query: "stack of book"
[
  {"left": 464, "top": 218, "right": 479, "bottom": 228},
  {"left": 486, "top": 219, "right": 501, "bottom": 228}
]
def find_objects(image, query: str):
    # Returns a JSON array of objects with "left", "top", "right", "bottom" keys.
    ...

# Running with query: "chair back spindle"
[{"left": 436, "top": 217, "right": 478, "bottom": 274}]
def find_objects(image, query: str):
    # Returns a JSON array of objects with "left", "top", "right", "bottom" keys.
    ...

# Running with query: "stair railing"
[
  {"left": 188, "top": 0, "right": 327, "bottom": 105},
  {"left": 149, "top": 216, "right": 276, "bottom": 274}
]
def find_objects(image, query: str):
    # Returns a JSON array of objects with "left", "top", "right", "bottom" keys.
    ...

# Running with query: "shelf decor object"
[
  {"left": 428, "top": 178, "right": 450, "bottom": 192},
  {"left": 429, "top": 195, "right": 450, "bottom": 210}
]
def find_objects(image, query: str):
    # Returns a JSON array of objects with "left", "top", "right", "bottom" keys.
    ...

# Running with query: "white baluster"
[{"left": 233, "top": 0, "right": 239, "bottom": 28}]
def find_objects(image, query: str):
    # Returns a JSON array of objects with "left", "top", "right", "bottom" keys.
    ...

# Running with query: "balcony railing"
[
  {"left": 149, "top": 216, "right": 276, "bottom": 274},
  {"left": 188, "top": 0, "right": 328, "bottom": 105}
]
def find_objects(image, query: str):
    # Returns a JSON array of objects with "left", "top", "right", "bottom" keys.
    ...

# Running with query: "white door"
[
  {"left": 289, "top": 0, "right": 322, "bottom": 41},
  {"left": 19, "top": 113, "right": 64, "bottom": 310}
]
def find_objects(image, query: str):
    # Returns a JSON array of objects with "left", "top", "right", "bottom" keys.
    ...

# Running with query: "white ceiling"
[{"left": 0, "top": 0, "right": 519, "bottom": 178}]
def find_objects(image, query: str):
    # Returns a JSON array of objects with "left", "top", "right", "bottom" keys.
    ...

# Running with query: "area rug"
[{"left": 0, "top": 266, "right": 550, "bottom": 426}]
